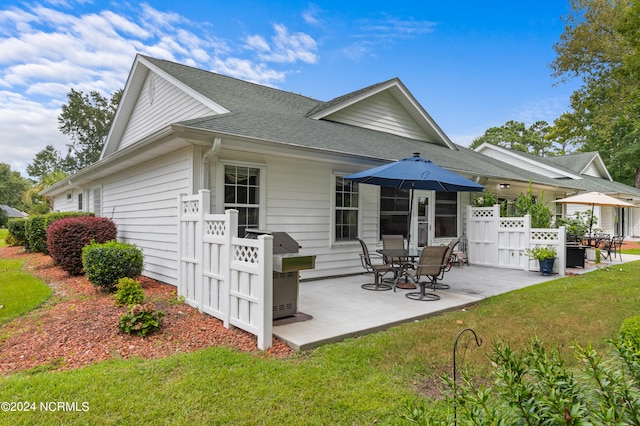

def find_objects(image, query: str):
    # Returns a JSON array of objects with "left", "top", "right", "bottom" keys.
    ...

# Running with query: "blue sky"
[{"left": 0, "top": 0, "right": 579, "bottom": 177}]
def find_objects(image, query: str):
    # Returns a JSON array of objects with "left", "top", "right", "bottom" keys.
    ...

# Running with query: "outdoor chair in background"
[
  {"left": 403, "top": 245, "right": 449, "bottom": 301},
  {"left": 358, "top": 239, "right": 394, "bottom": 291},
  {"left": 381, "top": 234, "right": 407, "bottom": 266},
  {"left": 602, "top": 236, "right": 624, "bottom": 261}
]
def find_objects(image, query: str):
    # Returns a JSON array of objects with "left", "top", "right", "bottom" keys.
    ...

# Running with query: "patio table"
[{"left": 377, "top": 249, "right": 422, "bottom": 289}]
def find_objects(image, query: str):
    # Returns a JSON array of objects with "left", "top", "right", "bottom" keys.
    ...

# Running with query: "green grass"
[
  {"left": 0, "top": 228, "right": 8, "bottom": 247},
  {"left": 1, "top": 255, "right": 640, "bottom": 424},
  {"left": 0, "top": 258, "right": 52, "bottom": 324}
]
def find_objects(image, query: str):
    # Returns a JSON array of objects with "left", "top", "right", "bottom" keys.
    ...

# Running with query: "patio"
[{"left": 273, "top": 255, "right": 640, "bottom": 351}]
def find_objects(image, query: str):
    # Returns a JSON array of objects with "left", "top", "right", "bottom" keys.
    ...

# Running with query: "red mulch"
[{"left": 0, "top": 246, "right": 294, "bottom": 375}]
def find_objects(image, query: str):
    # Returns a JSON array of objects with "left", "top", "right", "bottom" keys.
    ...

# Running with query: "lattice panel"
[
  {"left": 234, "top": 245, "right": 259, "bottom": 264},
  {"left": 500, "top": 219, "right": 525, "bottom": 229},
  {"left": 531, "top": 231, "right": 559, "bottom": 242},
  {"left": 205, "top": 220, "right": 226, "bottom": 237},
  {"left": 182, "top": 200, "right": 199, "bottom": 215},
  {"left": 471, "top": 208, "right": 495, "bottom": 218}
]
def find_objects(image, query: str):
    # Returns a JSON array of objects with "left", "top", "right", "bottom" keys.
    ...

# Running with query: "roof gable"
[
  {"left": 101, "top": 55, "right": 229, "bottom": 158},
  {"left": 475, "top": 143, "right": 584, "bottom": 180},
  {"left": 545, "top": 152, "right": 612, "bottom": 180},
  {"left": 307, "top": 79, "right": 456, "bottom": 149}
]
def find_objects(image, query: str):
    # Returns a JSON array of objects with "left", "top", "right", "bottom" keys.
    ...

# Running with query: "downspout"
[{"left": 202, "top": 137, "right": 222, "bottom": 190}]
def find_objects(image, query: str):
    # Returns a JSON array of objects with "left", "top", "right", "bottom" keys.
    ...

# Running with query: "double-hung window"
[
  {"left": 335, "top": 176, "right": 358, "bottom": 241},
  {"left": 224, "top": 165, "right": 260, "bottom": 236}
]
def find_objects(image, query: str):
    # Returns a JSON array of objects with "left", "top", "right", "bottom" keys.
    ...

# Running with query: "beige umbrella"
[{"left": 553, "top": 191, "right": 636, "bottom": 237}]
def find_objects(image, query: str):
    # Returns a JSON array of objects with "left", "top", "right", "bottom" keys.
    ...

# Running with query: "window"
[
  {"left": 335, "top": 176, "right": 358, "bottom": 241},
  {"left": 92, "top": 187, "right": 102, "bottom": 216},
  {"left": 224, "top": 165, "right": 260, "bottom": 236},
  {"left": 78, "top": 193, "right": 83, "bottom": 211},
  {"left": 434, "top": 192, "right": 457, "bottom": 238},
  {"left": 379, "top": 187, "right": 410, "bottom": 238}
]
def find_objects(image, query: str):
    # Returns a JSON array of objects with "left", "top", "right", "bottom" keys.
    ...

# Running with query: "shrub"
[
  {"left": 404, "top": 338, "right": 640, "bottom": 424},
  {"left": 7, "top": 218, "right": 27, "bottom": 246},
  {"left": 620, "top": 316, "right": 640, "bottom": 351},
  {"left": 118, "top": 303, "right": 164, "bottom": 336},
  {"left": 46, "top": 216, "right": 117, "bottom": 275},
  {"left": 82, "top": 240, "right": 144, "bottom": 291},
  {"left": 25, "top": 212, "right": 93, "bottom": 254},
  {"left": 114, "top": 278, "right": 145, "bottom": 306}
]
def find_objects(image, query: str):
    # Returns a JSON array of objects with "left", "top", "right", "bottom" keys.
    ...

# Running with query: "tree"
[
  {"left": 22, "top": 170, "right": 67, "bottom": 215},
  {"left": 469, "top": 120, "right": 554, "bottom": 156},
  {"left": 57, "top": 88, "right": 122, "bottom": 173},
  {"left": 26, "top": 145, "right": 68, "bottom": 180},
  {"left": 550, "top": 0, "right": 640, "bottom": 186},
  {"left": 0, "top": 163, "right": 30, "bottom": 212}
]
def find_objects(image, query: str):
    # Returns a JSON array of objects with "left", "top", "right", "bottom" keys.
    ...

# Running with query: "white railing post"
[
  {"left": 257, "top": 234, "right": 273, "bottom": 350},
  {"left": 557, "top": 226, "right": 566, "bottom": 276},
  {"left": 523, "top": 214, "right": 531, "bottom": 272},
  {"left": 221, "top": 209, "right": 238, "bottom": 328}
]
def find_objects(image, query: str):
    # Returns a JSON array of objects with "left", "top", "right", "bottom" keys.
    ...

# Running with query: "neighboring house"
[
  {"left": 475, "top": 143, "right": 640, "bottom": 237},
  {"left": 0, "top": 204, "right": 28, "bottom": 219},
  {"left": 42, "top": 54, "right": 640, "bottom": 286}
]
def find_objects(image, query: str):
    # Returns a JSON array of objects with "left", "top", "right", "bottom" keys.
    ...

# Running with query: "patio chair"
[
  {"left": 358, "top": 239, "right": 394, "bottom": 291},
  {"left": 404, "top": 245, "right": 449, "bottom": 301},
  {"left": 602, "top": 236, "right": 624, "bottom": 261},
  {"left": 382, "top": 234, "right": 407, "bottom": 265},
  {"left": 431, "top": 238, "right": 460, "bottom": 290}
]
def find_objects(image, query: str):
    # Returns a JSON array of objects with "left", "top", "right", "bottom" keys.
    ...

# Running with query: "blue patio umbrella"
[{"left": 345, "top": 153, "right": 484, "bottom": 248}]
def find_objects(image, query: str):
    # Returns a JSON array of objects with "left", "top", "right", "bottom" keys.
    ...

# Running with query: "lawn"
[
  {"left": 0, "top": 257, "right": 52, "bottom": 324},
  {"left": 0, "top": 228, "right": 8, "bottom": 247},
  {"left": 1, "top": 251, "right": 639, "bottom": 424}
]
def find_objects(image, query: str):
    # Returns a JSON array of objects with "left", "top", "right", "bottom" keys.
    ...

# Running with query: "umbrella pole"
[{"left": 407, "top": 183, "right": 415, "bottom": 250}]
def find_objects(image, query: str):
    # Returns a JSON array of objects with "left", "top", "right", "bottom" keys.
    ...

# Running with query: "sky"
[{"left": 0, "top": 0, "right": 581, "bottom": 178}]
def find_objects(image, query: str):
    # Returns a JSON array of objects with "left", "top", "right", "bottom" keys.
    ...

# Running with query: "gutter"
[{"left": 202, "top": 137, "right": 222, "bottom": 190}]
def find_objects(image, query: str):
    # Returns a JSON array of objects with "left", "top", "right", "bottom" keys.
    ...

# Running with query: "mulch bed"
[{"left": 0, "top": 246, "right": 294, "bottom": 375}]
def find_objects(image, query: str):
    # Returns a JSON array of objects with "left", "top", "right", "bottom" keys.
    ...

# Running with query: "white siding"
[
  {"left": 52, "top": 191, "right": 76, "bottom": 212},
  {"left": 213, "top": 155, "right": 379, "bottom": 279},
  {"left": 324, "top": 91, "right": 430, "bottom": 141},
  {"left": 101, "top": 148, "right": 192, "bottom": 285},
  {"left": 119, "top": 72, "right": 215, "bottom": 149},
  {"left": 582, "top": 162, "right": 602, "bottom": 178}
]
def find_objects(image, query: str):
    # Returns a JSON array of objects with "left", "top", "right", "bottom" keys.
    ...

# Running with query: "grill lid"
[{"left": 244, "top": 229, "right": 300, "bottom": 254}]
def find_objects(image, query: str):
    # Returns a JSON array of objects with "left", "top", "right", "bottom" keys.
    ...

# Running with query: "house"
[
  {"left": 474, "top": 143, "right": 640, "bottom": 237},
  {"left": 42, "top": 54, "right": 640, "bottom": 287},
  {"left": 0, "top": 204, "right": 28, "bottom": 220}
]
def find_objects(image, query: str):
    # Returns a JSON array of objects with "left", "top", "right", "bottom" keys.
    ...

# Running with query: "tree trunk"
[{"left": 635, "top": 167, "right": 640, "bottom": 188}]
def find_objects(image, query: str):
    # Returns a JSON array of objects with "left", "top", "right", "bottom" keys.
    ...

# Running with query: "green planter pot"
[{"left": 539, "top": 258, "right": 555, "bottom": 276}]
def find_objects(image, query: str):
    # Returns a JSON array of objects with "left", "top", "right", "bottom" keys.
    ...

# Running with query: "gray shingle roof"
[{"left": 142, "top": 56, "right": 638, "bottom": 195}]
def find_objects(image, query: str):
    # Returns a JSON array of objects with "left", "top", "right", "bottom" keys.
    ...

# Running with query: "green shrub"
[
  {"left": 82, "top": 240, "right": 143, "bottom": 291},
  {"left": 405, "top": 338, "right": 640, "bottom": 424},
  {"left": 7, "top": 218, "right": 27, "bottom": 246},
  {"left": 114, "top": 278, "right": 145, "bottom": 306},
  {"left": 620, "top": 316, "right": 640, "bottom": 351},
  {"left": 46, "top": 216, "right": 117, "bottom": 275},
  {"left": 25, "top": 212, "right": 93, "bottom": 254},
  {"left": 118, "top": 303, "right": 164, "bottom": 336}
]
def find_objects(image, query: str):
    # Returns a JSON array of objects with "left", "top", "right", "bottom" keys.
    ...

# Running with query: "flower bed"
[{"left": 0, "top": 246, "right": 293, "bottom": 374}]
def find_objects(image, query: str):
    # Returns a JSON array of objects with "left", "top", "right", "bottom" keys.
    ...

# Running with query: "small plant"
[
  {"left": 82, "top": 240, "right": 143, "bottom": 291},
  {"left": 114, "top": 277, "right": 145, "bottom": 306},
  {"left": 525, "top": 245, "right": 557, "bottom": 260},
  {"left": 118, "top": 303, "right": 164, "bottom": 336}
]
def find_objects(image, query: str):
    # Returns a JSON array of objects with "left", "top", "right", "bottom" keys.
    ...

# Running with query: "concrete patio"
[{"left": 273, "top": 255, "right": 640, "bottom": 351}]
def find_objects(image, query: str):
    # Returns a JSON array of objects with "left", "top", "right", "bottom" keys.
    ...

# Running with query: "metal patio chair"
[
  {"left": 404, "top": 245, "right": 449, "bottom": 301},
  {"left": 602, "top": 236, "right": 624, "bottom": 261},
  {"left": 358, "top": 239, "right": 394, "bottom": 291}
]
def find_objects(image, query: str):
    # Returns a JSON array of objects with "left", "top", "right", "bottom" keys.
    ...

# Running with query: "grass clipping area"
[{"left": 1, "top": 253, "right": 639, "bottom": 424}]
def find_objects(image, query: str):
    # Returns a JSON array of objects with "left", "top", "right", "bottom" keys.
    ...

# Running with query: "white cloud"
[
  {"left": 0, "top": 2, "right": 321, "bottom": 174},
  {"left": 247, "top": 24, "right": 318, "bottom": 64}
]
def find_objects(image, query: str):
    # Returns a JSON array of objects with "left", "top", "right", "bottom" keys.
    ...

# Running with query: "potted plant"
[{"left": 525, "top": 245, "right": 557, "bottom": 276}]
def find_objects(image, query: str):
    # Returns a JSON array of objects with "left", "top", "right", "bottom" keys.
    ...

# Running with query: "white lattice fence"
[
  {"left": 467, "top": 205, "right": 567, "bottom": 275},
  {"left": 178, "top": 190, "right": 273, "bottom": 349},
  {"left": 498, "top": 216, "right": 528, "bottom": 269}
]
